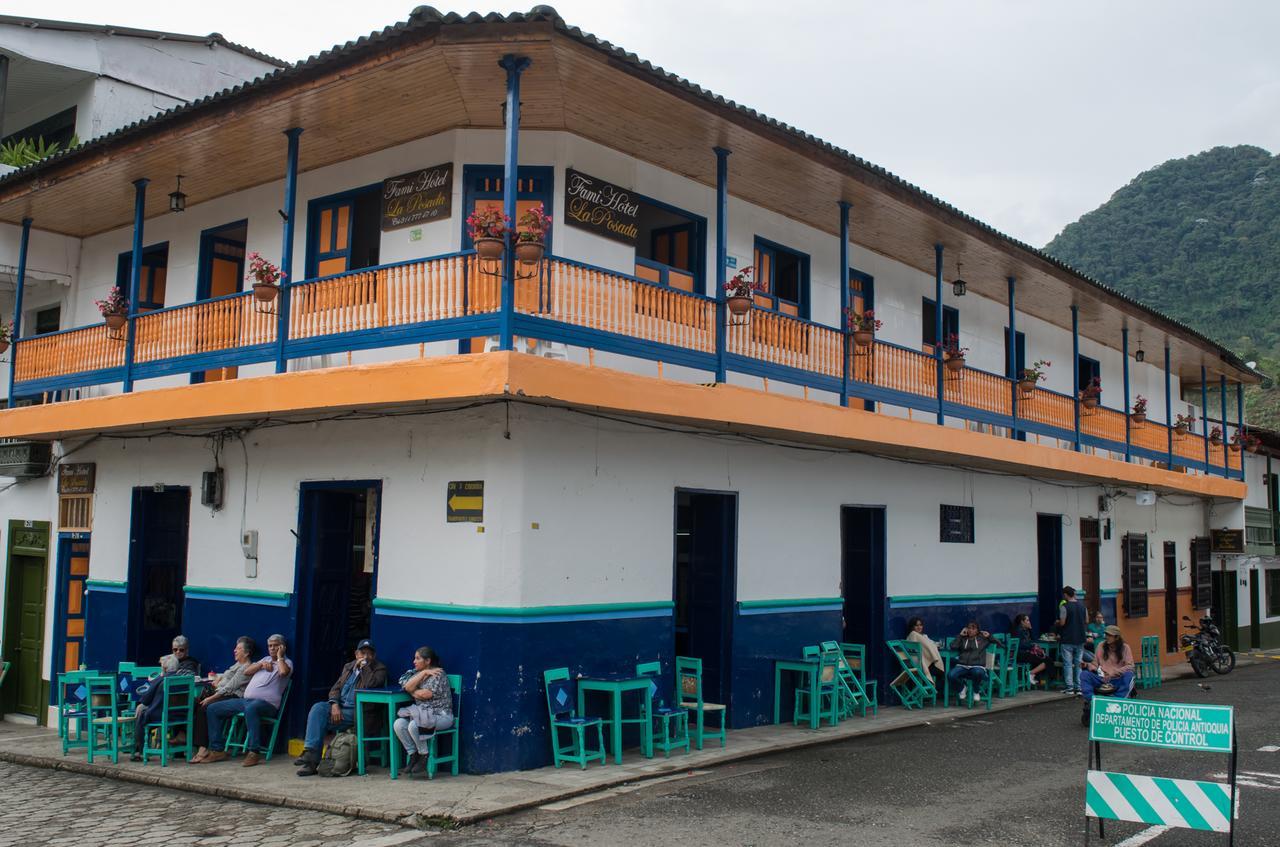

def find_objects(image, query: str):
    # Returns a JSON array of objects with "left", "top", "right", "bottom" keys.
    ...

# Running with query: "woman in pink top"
[{"left": 1079, "top": 625, "right": 1135, "bottom": 715}]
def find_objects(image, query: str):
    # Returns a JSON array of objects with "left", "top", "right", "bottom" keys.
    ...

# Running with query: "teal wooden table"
[
  {"left": 577, "top": 675, "right": 653, "bottom": 764},
  {"left": 938, "top": 648, "right": 956, "bottom": 706},
  {"left": 355, "top": 688, "right": 411, "bottom": 778},
  {"left": 772, "top": 658, "right": 820, "bottom": 728}
]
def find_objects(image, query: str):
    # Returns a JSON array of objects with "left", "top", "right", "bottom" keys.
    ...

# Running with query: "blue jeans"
[
  {"left": 1080, "top": 669, "right": 1135, "bottom": 702},
  {"left": 304, "top": 701, "right": 353, "bottom": 752},
  {"left": 1060, "top": 643, "right": 1085, "bottom": 691},
  {"left": 241, "top": 699, "right": 279, "bottom": 752},
  {"left": 205, "top": 698, "right": 245, "bottom": 751},
  {"left": 947, "top": 664, "right": 988, "bottom": 693}
]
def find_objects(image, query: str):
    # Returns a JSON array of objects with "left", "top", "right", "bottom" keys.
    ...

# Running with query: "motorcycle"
[{"left": 1180, "top": 614, "right": 1235, "bottom": 677}]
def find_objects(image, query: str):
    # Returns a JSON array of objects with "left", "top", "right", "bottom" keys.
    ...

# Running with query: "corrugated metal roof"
[{"left": 0, "top": 5, "right": 1257, "bottom": 377}]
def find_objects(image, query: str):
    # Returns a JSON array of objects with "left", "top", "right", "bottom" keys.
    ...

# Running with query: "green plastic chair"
[
  {"left": 636, "top": 662, "right": 689, "bottom": 757},
  {"left": 886, "top": 640, "right": 937, "bottom": 709},
  {"left": 544, "top": 668, "right": 605, "bottom": 769},
  {"left": 224, "top": 679, "right": 291, "bottom": 761},
  {"left": 425, "top": 673, "right": 463, "bottom": 778},
  {"left": 793, "top": 647, "right": 840, "bottom": 727},
  {"left": 140, "top": 675, "right": 196, "bottom": 766},
  {"left": 837, "top": 643, "right": 878, "bottom": 716},
  {"left": 85, "top": 674, "right": 124, "bottom": 764},
  {"left": 676, "top": 656, "right": 726, "bottom": 749}
]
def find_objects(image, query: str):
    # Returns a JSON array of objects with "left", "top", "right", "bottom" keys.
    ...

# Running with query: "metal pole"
[
  {"left": 1008, "top": 276, "right": 1017, "bottom": 437},
  {"left": 934, "top": 244, "right": 944, "bottom": 426},
  {"left": 1202, "top": 365, "right": 1211, "bottom": 472},
  {"left": 498, "top": 54, "right": 531, "bottom": 353},
  {"left": 275, "top": 127, "right": 303, "bottom": 374},
  {"left": 0, "top": 55, "right": 9, "bottom": 139},
  {"left": 6, "top": 217, "right": 31, "bottom": 406},
  {"left": 1237, "top": 382, "right": 1246, "bottom": 480},
  {"left": 1072, "top": 305, "right": 1081, "bottom": 451},
  {"left": 1122, "top": 327, "right": 1131, "bottom": 462},
  {"left": 1221, "top": 375, "right": 1230, "bottom": 475},
  {"left": 122, "top": 178, "right": 148, "bottom": 393},
  {"left": 838, "top": 201, "right": 850, "bottom": 407},
  {"left": 714, "top": 146, "right": 730, "bottom": 383},
  {"left": 1165, "top": 346, "right": 1173, "bottom": 467}
]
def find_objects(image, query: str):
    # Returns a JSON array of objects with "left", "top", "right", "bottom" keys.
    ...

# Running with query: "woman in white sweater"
[{"left": 904, "top": 617, "right": 945, "bottom": 687}]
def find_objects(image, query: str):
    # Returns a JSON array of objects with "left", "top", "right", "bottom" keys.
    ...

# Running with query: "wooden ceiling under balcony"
[{"left": 0, "top": 17, "right": 1255, "bottom": 384}]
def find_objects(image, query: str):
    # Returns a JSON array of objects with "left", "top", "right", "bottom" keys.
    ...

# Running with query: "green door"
[
  {"left": 3, "top": 521, "right": 50, "bottom": 718},
  {"left": 1209, "top": 570, "right": 1240, "bottom": 653}
]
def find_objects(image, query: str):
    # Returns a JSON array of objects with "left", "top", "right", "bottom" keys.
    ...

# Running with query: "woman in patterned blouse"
[{"left": 393, "top": 646, "right": 454, "bottom": 775}]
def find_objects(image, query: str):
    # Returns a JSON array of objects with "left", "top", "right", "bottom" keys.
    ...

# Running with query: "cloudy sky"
[{"left": 14, "top": 0, "right": 1280, "bottom": 245}]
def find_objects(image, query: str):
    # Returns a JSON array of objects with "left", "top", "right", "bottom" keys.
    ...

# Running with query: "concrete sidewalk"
[{"left": 3, "top": 652, "right": 1270, "bottom": 829}]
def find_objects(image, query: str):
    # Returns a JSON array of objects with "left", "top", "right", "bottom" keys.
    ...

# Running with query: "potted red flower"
[
  {"left": 1131, "top": 395, "right": 1148, "bottom": 425},
  {"left": 1019, "top": 359, "right": 1050, "bottom": 397},
  {"left": 95, "top": 287, "right": 129, "bottom": 331},
  {"left": 1079, "top": 376, "right": 1101, "bottom": 410},
  {"left": 246, "top": 252, "right": 285, "bottom": 303},
  {"left": 0, "top": 320, "right": 11, "bottom": 354},
  {"left": 467, "top": 208, "right": 509, "bottom": 261},
  {"left": 723, "top": 267, "right": 761, "bottom": 316},
  {"left": 942, "top": 333, "right": 968, "bottom": 372},
  {"left": 1173, "top": 412, "right": 1195, "bottom": 437},
  {"left": 1245, "top": 433, "right": 1262, "bottom": 454},
  {"left": 515, "top": 203, "right": 551, "bottom": 264},
  {"left": 846, "top": 309, "right": 882, "bottom": 347},
  {"left": 1228, "top": 429, "right": 1244, "bottom": 453},
  {"left": 1208, "top": 425, "right": 1223, "bottom": 447}
]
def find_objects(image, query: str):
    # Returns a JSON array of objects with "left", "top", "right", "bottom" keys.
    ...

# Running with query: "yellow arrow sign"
[{"left": 448, "top": 494, "right": 483, "bottom": 512}]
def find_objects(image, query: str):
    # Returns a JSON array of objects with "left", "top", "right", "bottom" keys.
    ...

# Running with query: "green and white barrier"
[{"left": 1086, "top": 770, "right": 1232, "bottom": 833}]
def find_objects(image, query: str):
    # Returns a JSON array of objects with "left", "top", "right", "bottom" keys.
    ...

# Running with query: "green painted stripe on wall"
[
  {"left": 371, "top": 598, "right": 674, "bottom": 617},
  {"left": 85, "top": 579, "right": 126, "bottom": 589},
  {"left": 183, "top": 585, "right": 292, "bottom": 601},
  {"left": 737, "top": 597, "right": 843, "bottom": 609},
  {"left": 889, "top": 592, "right": 1036, "bottom": 603}
]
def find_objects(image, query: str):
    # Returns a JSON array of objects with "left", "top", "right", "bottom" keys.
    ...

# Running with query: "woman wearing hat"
[{"left": 1078, "top": 625, "right": 1135, "bottom": 723}]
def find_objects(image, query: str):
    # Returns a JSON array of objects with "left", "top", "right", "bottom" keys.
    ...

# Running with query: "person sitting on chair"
[
  {"left": 1010, "top": 614, "right": 1050, "bottom": 686},
  {"left": 1079, "top": 626, "right": 1135, "bottom": 723},
  {"left": 296, "top": 639, "right": 387, "bottom": 776},
  {"left": 904, "top": 617, "right": 945, "bottom": 688},
  {"left": 948, "top": 621, "right": 992, "bottom": 703},
  {"left": 189, "top": 636, "right": 257, "bottom": 763},
  {"left": 201, "top": 633, "right": 292, "bottom": 767},
  {"left": 130, "top": 635, "right": 200, "bottom": 760},
  {"left": 393, "top": 646, "right": 454, "bottom": 776}
]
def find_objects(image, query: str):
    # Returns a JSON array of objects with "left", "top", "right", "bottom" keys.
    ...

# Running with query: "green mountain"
[{"left": 1043, "top": 145, "right": 1280, "bottom": 428}]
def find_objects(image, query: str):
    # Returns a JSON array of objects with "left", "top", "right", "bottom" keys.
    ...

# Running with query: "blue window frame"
[
  {"left": 115, "top": 243, "right": 169, "bottom": 312},
  {"left": 304, "top": 183, "right": 382, "bottom": 280},
  {"left": 460, "top": 165, "right": 554, "bottom": 250},
  {"left": 633, "top": 194, "right": 707, "bottom": 295},
  {"left": 752, "top": 236, "right": 809, "bottom": 318},
  {"left": 1077, "top": 354, "right": 1101, "bottom": 401},
  {"left": 1004, "top": 328, "right": 1026, "bottom": 379},
  {"left": 921, "top": 297, "right": 959, "bottom": 350}
]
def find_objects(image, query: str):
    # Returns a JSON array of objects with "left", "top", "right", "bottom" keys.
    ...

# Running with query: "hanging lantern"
[
  {"left": 952, "top": 261, "right": 967, "bottom": 297},
  {"left": 169, "top": 174, "right": 187, "bottom": 213}
]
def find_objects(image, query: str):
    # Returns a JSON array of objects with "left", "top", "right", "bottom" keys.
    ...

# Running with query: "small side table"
[{"left": 355, "top": 688, "right": 411, "bottom": 778}]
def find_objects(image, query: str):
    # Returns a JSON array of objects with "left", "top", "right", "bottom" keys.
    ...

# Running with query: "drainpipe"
[
  {"left": 122, "top": 179, "right": 148, "bottom": 393},
  {"left": 1071, "top": 305, "right": 1080, "bottom": 451},
  {"left": 1237, "top": 382, "right": 1246, "bottom": 481},
  {"left": 1122, "top": 327, "right": 1131, "bottom": 462},
  {"left": 1164, "top": 346, "right": 1173, "bottom": 468},
  {"left": 714, "top": 146, "right": 730, "bottom": 383},
  {"left": 6, "top": 217, "right": 31, "bottom": 406},
  {"left": 498, "top": 54, "right": 531, "bottom": 353},
  {"left": 275, "top": 127, "right": 303, "bottom": 374},
  {"left": 1220, "top": 375, "right": 1229, "bottom": 475},
  {"left": 838, "top": 201, "right": 850, "bottom": 407},
  {"left": 1007, "top": 276, "right": 1017, "bottom": 437},
  {"left": 1201, "top": 365, "right": 1210, "bottom": 472},
  {"left": 934, "top": 244, "right": 944, "bottom": 426}
]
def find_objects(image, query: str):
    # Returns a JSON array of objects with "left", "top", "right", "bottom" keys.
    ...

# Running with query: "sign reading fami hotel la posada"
[
  {"left": 381, "top": 164, "right": 453, "bottom": 231},
  {"left": 564, "top": 169, "right": 641, "bottom": 245}
]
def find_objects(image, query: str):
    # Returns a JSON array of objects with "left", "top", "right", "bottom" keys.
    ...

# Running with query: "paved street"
[{"left": 4, "top": 662, "right": 1277, "bottom": 846}]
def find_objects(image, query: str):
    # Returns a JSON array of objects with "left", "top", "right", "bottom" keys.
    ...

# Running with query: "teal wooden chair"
[
  {"left": 57, "top": 670, "right": 101, "bottom": 754},
  {"left": 886, "top": 640, "right": 937, "bottom": 709},
  {"left": 140, "top": 675, "right": 196, "bottom": 766},
  {"left": 225, "top": 679, "right": 291, "bottom": 761},
  {"left": 636, "top": 662, "right": 688, "bottom": 757},
  {"left": 544, "top": 668, "right": 605, "bottom": 769},
  {"left": 987, "top": 637, "right": 1019, "bottom": 700},
  {"left": 793, "top": 647, "right": 840, "bottom": 727},
  {"left": 837, "top": 642, "right": 878, "bottom": 716},
  {"left": 676, "top": 656, "right": 726, "bottom": 749},
  {"left": 1136, "top": 636, "right": 1162, "bottom": 689},
  {"left": 425, "top": 673, "right": 462, "bottom": 778},
  {"left": 86, "top": 674, "right": 126, "bottom": 764}
]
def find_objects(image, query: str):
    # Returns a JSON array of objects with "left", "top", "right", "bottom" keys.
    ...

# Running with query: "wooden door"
[
  {"left": 3, "top": 521, "right": 49, "bottom": 718},
  {"left": 201, "top": 238, "right": 245, "bottom": 382},
  {"left": 127, "top": 489, "right": 190, "bottom": 665}
]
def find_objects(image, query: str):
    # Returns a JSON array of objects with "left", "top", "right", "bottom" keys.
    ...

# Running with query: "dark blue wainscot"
[
  {"left": 83, "top": 580, "right": 130, "bottom": 671},
  {"left": 887, "top": 594, "right": 1037, "bottom": 648},
  {"left": 731, "top": 598, "right": 843, "bottom": 727},
  {"left": 181, "top": 586, "right": 294, "bottom": 675},
  {"left": 371, "top": 599, "right": 675, "bottom": 774}
]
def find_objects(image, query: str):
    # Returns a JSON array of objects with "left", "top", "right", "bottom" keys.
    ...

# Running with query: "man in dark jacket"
[
  {"left": 1057, "top": 585, "right": 1088, "bottom": 696},
  {"left": 296, "top": 639, "right": 387, "bottom": 776},
  {"left": 948, "top": 621, "right": 992, "bottom": 704},
  {"left": 130, "top": 635, "right": 201, "bottom": 759}
]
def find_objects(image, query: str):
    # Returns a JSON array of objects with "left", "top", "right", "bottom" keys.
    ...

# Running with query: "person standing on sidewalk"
[{"left": 1057, "top": 586, "right": 1088, "bottom": 695}]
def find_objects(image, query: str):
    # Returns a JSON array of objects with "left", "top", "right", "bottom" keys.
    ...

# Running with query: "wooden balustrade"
[
  {"left": 1017, "top": 386, "right": 1076, "bottom": 434},
  {"left": 1081, "top": 404, "right": 1127, "bottom": 445},
  {"left": 728, "top": 308, "right": 842, "bottom": 377},
  {"left": 133, "top": 294, "right": 276, "bottom": 363},
  {"left": 1130, "top": 415, "right": 1171, "bottom": 456},
  {"left": 13, "top": 324, "right": 125, "bottom": 382},
  {"left": 948, "top": 366, "right": 1011, "bottom": 418},
  {"left": 852, "top": 341, "right": 935, "bottom": 399}
]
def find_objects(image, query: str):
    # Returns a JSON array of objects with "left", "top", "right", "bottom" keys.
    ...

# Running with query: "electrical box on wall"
[
  {"left": 1135, "top": 490, "right": 1156, "bottom": 506},
  {"left": 201, "top": 469, "right": 224, "bottom": 509},
  {"left": 241, "top": 529, "right": 258, "bottom": 560}
]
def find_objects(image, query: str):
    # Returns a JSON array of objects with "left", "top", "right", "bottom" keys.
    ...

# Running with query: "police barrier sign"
[{"left": 1090, "top": 698, "right": 1233, "bottom": 753}]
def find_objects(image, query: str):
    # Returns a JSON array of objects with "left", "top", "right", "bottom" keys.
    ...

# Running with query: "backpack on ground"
[{"left": 318, "top": 730, "right": 357, "bottom": 777}]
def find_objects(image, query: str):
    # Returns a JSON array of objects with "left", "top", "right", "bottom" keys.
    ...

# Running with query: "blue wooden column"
[
  {"left": 1071, "top": 305, "right": 1081, "bottom": 450},
  {"left": 1164, "top": 346, "right": 1173, "bottom": 467},
  {"left": 1007, "top": 276, "right": 1017, "bottom": 434},
  {"left": 6, "top": 216, "right": 32, "bottom": 405},
  {"left": 1200, "top": 365, "right": 1210, "bottom": 471},
  {"left": 934, "top": 244, "right": 944, "bottom": 425},
  {"left": 1220, "top": 375, "right": 1229, "bottom": 474},
  {"left": 275, "top": 127, "right": 303, "bottom": 373},
  {"left": 714, "top": 146, "right": 730, "bottom": 383},
  {"left": 838, "top": 200, "right": 851, "bottom": 407},
  {"left": 498, "top": 54, "right": 531, "bottom": 353},
  {"left": 1122, "top": 327, "right": 1131, "bottom": 462},
  {"left": 122, "top": 178, "right": 148, "bottom": 393},
  {"left": 1236, "top": 382, "right": 1246, "bottom": 479}
]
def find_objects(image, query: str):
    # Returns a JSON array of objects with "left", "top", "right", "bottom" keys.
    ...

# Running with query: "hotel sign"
[
  {"left": 58, "top": 462, "right": 96, "bottom": 494},
  {"left": 1209, "top": 529, "right": 1244, "bottom": 553},
  {"left": 564, "top": 169, "right": 641, "bottom": 245},
  {"left": 381, "top": 164, "right": 453, "bottom": 231}
]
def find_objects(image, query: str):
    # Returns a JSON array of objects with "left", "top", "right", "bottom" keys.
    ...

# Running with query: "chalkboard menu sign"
[
  {"left": 380, "top": 163, "right": 453, "bottom": 231},
  {"left": 564, "top": 169, "right": 641, "bottom": 245}
]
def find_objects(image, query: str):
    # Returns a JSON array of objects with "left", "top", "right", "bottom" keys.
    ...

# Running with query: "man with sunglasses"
[{"left": 130, "top": 635, "right": 201, "bottom": 760}]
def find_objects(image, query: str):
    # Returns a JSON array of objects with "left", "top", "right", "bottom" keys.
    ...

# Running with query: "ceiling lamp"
[
  {"left": 1135, "top": 345, "right": 1145, "bottom": 363},
  {"left": 952, "top": 262, "right": 967, "bottom": 297},
  {"left": 168, "top": 174, "right": 186, "bottom": 213}
]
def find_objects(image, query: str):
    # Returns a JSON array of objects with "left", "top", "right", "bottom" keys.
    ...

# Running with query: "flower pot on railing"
[
  {"left": 727, "top": 295, "right": 752, "bottom": 317},
  {"left": 0, "top": 340, "right": 9, "bottom": 355},
  {"left": 1130, "top": 412, "right": 1146, "bottom": 426},
  {"left": 1209, "top": 436, "right": 1223, "bottom": 447},
  {"left": 1080, "top": 396, "right": 1099, "bottom": 411},
  {"left": 103, "top": 311, "right": 127, "bottom": 331},
  {"left": 853, "top": 329, "right": 875, "bottom": 348},
  {"left": 252, "top": 282, "right": 279, "bottom": 303},
  {"left": 1173, "top": 423, "right": 1189, "bottom": 438},
  {"left": 944, "top": 354, "right": 966, "bottom": 373},
  {"left": 1018, "top": 378, "right": 1037, "bottom": 397},
  {"left": 1228, "top": 442, "right": 1241, "bottom": 453},
  {"left": 514, "top": 240, "right": 545, "bottom": 264},
  {"left": 474, "top": 238, "right": 505, "bottom": 261}
]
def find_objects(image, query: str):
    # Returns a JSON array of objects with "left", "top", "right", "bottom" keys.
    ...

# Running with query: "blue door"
[
  {"left": 127, "top": 488, "right": 190, "bottom": 665},
  {"left": 674, "top": 490, "right": 736, "bottom": 710}
]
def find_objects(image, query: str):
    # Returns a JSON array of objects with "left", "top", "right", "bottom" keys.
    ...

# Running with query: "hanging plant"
[
  {"left": 723, "top": 267, "right": 762, "bottom": 316},
  {"left": 467, "top": 208, "right": 509, "bottom": 261},
  {"left": 1019, "top": 359, "right": 1050, "bottom": 396},
  {"left": 515, "top": 203, "right": 552, "bottom": 263},
  {"left": 245, "top": 252, "right": 285, "bottom": 303},
  {"left": 1079, "top": 376, "right": 1101, "bottom": 410},
  {"left": 845, "top": 308, "right": 882, "bottom": 347},
  {"left": 942, "top": 333, "right": 968, "bottom": 372},
  {"left": 1173, "top": 412, "right": 1196, "bottom": 436},
  {"left": 1131, "top": 394, "right": 1148, "bottom": 425},
  {"left": 95, "top": 286, "right": 129, "bottom": 331}
]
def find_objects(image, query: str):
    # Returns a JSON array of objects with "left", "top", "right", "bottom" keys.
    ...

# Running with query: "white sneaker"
[
  {"left": 973, "top": 693, "right": 983, "bottom": 704},
  {"left": 1029, "top": 673, "right": 1038, "bottom": 686}
]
